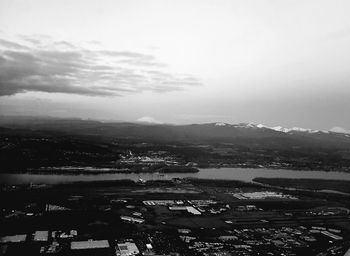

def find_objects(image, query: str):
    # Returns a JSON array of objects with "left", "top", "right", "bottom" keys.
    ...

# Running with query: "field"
[{"left": 253, "top": 177, "right": 350, "bottom": 194}]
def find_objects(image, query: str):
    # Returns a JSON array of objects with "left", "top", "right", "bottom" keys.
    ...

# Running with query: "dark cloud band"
[{"left": 0, "top": 37, "right": 202, "bottom": 97}]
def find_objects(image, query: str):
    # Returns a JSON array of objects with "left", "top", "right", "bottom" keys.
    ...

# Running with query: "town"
[{"left": 1, "top": 178, "right": 350, "bottom": 255}]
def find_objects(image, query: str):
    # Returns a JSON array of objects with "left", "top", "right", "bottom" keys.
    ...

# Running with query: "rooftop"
[
  {"left": 0, "top": 235, "right": 27, "bottom": 243},
  {"left": 116, "top": 242, "right": 139, "bottom": 256},
  {"left": 71, "top": 240, "right": 110, "bottom": 250},
  {"left": 33, "top": 231, "right": 49, "bottom": 241}
]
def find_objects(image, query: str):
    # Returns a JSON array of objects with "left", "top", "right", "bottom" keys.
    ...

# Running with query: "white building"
[
  {"left": 33, "top": 231, "right": 49, "bottom": 242},
  {"left": 168, "top": 206, "right": 201, "bottom": 215},
  {"left": 116, "top": 242, "right": 139, "bottom": 256},
  {"left": 120, "top": 216, "right": 145, "bottom": 224},
  {"left": 0, "top": 235, "right": 27, "bottom": 243},
  {"left": 71, "top": 240, "right": 110, "bottom": 250}
]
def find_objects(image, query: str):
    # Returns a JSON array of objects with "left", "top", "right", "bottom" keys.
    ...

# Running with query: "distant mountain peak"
[
  {"left": 215, "top": 122, "right": 228, "bottom": 126},
  {"left": 210, "top": 122, "right": 349, "bottom": 136},
  {"left": 228, "top": 122, "right": 324, "bottom": 134},
  {"left": 231, "top": 122, "right": 258, "bottom": 128},
  {"left": 270, "top": 126, "right": 291, "bottom": 133},
  {"left": 256, "top": 124, "right": 266, "bottom": 129},
  {"left": 136, "top": 116, "right": 163, "bottom": 124},
  {"left": 270, "top": 125, "right": 323, "bottom": 134},
  {"left": 330, "top": 127, "right": 350, "bottom": 134}
]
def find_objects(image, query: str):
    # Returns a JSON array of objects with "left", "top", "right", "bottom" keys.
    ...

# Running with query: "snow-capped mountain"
[
  {"left": 145, "top": 120, "right": 349, "bottom": 136},
  {"left": 223, "top": 122, "right": 323, "bottom": 134},
  {"left": 214, "top": 122, "right": 227, "bottom": 126},
  {"left": 330, "top": 127, "right": 350, "bottom": 134},
  {"left": 213, "top": 122, "right": 350, "bottom": 135},
  {"left": 269, "top": 126, "right": 322, "bottom": 134}
]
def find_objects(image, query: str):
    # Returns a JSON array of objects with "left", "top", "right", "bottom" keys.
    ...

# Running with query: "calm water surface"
[{"left": 1, "top": 168, "right": 350, "bottom": 184}]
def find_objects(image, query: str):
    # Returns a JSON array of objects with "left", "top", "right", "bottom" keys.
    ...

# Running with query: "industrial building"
[
  {"left": 33, "top": 231, "right": 49, "bottom": 242},
  {"left": 115, "top": 241, "right": 139, "bottom": 256},
  {"left": 0, "top": 235, "right": 27, "bottom": 243},
  {"left": 70, "top": 240, "right": 111, "bottom": 256},
  {"left": 71, "top": 240, "right": 110, "bottom": 250},
  {"left": 168, "top": 206, "right": 202, "bottom": 215},
  {"left": 120, "top": 215, "right": 145, "bottom": 224}
]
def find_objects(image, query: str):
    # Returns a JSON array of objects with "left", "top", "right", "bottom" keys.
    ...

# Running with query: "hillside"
[{"left": 1, "top": 116, "right": 350, "bottom": 172}]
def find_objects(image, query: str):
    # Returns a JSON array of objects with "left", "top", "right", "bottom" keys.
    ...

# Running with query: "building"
[
  {"left": 40, "top": 241, "right": 61, "bottom": 254},
  {"left": 33, "top": 231, "right": 49, "bottom": 242},
  {"left": 52, "top": 230, "right": 77, "bottom": 239},
  {"left": 219, "top": 236, "right": 238, "bottom": 241},
  {"left": 46, "top": 204, "right": 71, "bottom": 211},
  {"left": 116, "top": 241, "right": 139, "bottom": 256},
  {"left": 71, "top": 240, "right": 110, "bottom": 250},
  {"left": 0, "top": 235, "right": 27, "bottom": 243},
  {"left": 178, "top": 229, "right": 191, "bottom": 234},
  {"left": 120, "top": 216, "right": 145, "bottom": 224},
  {"left": 71, "top": 240, "right": 110, "bottom": 256},
  {"left": 321, "top": 231, "right": 343, "bottom": 240},
  {"left": 143, "top": 200, "right": 184, "bottom": 206},
  {"left": 168, "top": 206, "right": 202, "bottom": 215}
]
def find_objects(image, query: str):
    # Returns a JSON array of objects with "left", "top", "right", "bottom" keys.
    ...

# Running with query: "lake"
[{"left": 1, "top": 168, "right": 350, "bottom": 184}]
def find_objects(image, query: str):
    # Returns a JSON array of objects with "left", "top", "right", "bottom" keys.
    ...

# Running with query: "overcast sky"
[{"left": 1, "top": 0, "right": 350, "bottom": 129}]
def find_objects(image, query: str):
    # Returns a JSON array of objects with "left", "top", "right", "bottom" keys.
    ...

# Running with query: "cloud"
[
  {"left": 0, "top": 36, "right": 202, "bottom": 97},
  {"left": 0, "top": 39, "right": 29, "bottom": 50},
  {"left": 99, "top": 50, "right": 155, "bottom": 60}
]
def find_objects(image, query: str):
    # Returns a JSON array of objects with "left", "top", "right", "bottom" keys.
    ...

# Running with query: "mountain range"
[
  {"left": 213, "top": 122, "right": 350, "bottom": 136},
  {"left": 1, "top": 116, "right": 350, "bottom": 149},
  {"left": 1, "top": 116, "right": 350, "bottom": 172}
]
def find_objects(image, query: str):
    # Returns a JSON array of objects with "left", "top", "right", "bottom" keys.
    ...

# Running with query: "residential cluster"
[{"left": 180, "top": 226, "right": 345, "bottom": 256}]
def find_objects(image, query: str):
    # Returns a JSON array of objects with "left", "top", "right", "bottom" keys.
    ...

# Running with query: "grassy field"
[{"left": 253, "top": 177, "right": 350, "bottom": 194}]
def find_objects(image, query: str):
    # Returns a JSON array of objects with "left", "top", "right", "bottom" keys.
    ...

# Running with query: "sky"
[{"left": 0, "top": 0, "right": 350, "bottom": 130}]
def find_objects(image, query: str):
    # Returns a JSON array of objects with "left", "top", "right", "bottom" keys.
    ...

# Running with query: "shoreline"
[
  {"left": 3, "top": 177, "right": 350, "bottom": 197},
  {"left": 0, "top": 166, "right": 199, "bottom": 175},
  {"left": 1, "top": 165, "right": 350, "bottom": 175},
  {"left": 2, "top": 167, "right": 350, "bottom": 186},
  {"left": 253, "top": 177, "right": 350, "bottom": 195}
]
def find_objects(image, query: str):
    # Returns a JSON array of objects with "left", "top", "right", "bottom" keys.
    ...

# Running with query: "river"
[{"left": 1, "top": 168, "right": 350, "bottom": 184}]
